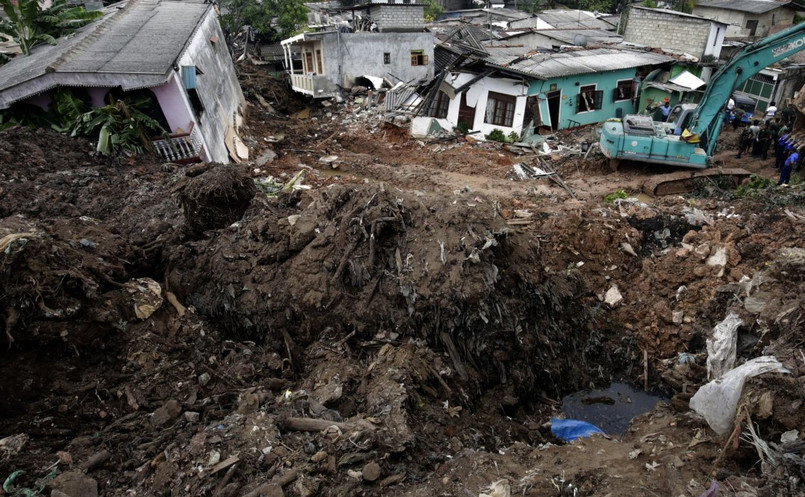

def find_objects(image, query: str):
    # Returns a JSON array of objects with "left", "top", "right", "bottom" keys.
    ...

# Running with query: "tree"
[
  {"left": 0, "top": 0, "right": 102, "bottom": 56},
  {"left": 424, "top": 0, "right": 443, "bottom": 22},
  {"left": 219, "top": 0, "right": 307, "bottom": 42}
]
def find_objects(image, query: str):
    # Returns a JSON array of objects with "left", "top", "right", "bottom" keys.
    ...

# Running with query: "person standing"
[
  {"left": 779, "top": 145, "right": 799, "bottom": 186},
  {"left": 660, "top": 97, "right": 672, "bottom": 122},
  {"left": 764, "top": 101, "right": 778, "bottom": 123},
  {"left": 732, "top": 107, "right": 746, "bottom": 129},
  {"left": 737, "top": 125, "right": 754, "bottom": 158},
  {"left": 781, "top": 101, "right": 796, "bottom": 127},
  {"left": 747, "top": 119, "right": 761, "bottom": 157},
  {"left": 775, "top": 132, "right": 790, "bottom": 170}
]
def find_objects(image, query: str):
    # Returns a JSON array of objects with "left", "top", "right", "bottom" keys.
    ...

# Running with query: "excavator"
[{"left": 599, "top": 21, "right": 805, "bottom": 193}]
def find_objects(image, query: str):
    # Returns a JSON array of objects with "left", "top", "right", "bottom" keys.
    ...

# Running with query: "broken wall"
[
  {"left": 178, "top": 8, "right": 246, "bottom": 163},
  {"left": 322, "top": 32, "right": 434, "bottom": 89}
]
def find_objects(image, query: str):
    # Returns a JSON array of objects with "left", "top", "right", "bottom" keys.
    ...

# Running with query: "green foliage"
[
  {"left": 424, "top": 0, "right": 443, "bottom": 22},
  {"left": 1, "top": 87, "right": 169, "bottom": 156},
  {"left": 675, "top": 0, "right": 694, "bottom": 14},
  {"left": 604, "top": 188, "right": 629, "bottom": 203},
  {"left": 508, "top": 131, "right": 520, "bottom": 142},
  {"left": 642, "top": 0, "right": 657, "bottom": 7},
  {"left": 734, "top": 174, "right": 773, "bottom": 197},
  {"left": 219, "top": 0, "right": 307, "bottom": 42},
  {"left": 68, "top": 95, "right": 167, "bottom": 155},
  {"left": 485, "top": 128, "right": 508, "bottom": 142},
  {"left": 0, "top": 0, "right": 102, "bottom": 56},
  {"left": 454, "top": 122, "right": 469, "bottom": 134}
]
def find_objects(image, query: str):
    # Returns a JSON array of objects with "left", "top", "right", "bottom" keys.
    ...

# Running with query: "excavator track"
[{"left": 642, "top": 168, "right": 753, "bottom": 196}]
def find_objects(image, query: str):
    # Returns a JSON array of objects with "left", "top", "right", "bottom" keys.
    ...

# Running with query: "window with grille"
[
  {"left": 613, "top": 80, "right": 633, "bottom": 101},
  {"left": 577, "top": 85, "right": 603, "bottom": 113},
  {"left": 485, "top": 92, "right": 516, "bottom": 127},
  {"left": 384, "top": 52, "right": 390, "bottom": 64},
  {"left": 411, "top": 50, "right": 428, "bottom": 66}
]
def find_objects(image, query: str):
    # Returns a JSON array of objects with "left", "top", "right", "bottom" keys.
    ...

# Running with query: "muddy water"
[{"left": 562, "top": 383, "right": 667, "bottom": 436}]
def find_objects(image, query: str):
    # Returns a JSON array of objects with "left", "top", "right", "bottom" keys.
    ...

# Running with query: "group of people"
[{"left": 734, "top": 100, "right": 799, "bottom": 186}]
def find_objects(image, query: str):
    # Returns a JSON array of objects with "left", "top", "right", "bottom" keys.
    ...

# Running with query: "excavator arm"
[{"left": 692, "top": 22, "right": 805, "bottom": 155}]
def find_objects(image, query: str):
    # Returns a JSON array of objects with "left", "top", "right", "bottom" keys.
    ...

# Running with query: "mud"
[{"left": 0, "top": 62, "right": 804, "bottom": 497}]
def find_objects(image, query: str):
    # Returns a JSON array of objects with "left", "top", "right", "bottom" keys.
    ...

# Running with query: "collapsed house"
[
  {"left": 0, "top": 0, "right": 245, "bottom": 163},
  {"left": 412, "top": 28, "right": 674, "bottom": 139},
  {"left": 281, "top": 0, "right": 434, "bottom": 98}
]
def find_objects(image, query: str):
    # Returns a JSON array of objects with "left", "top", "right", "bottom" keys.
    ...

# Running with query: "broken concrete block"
[
  {"left": 255, "top": 149, "right": 277, "bottom": 167},
  {"left": 604, "top": 285, "right": 623, "bottom": 307}
]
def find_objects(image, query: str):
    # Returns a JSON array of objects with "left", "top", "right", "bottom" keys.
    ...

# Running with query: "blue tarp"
[{"left": 551, "top": 418, "right": 604, "bottom": 442}]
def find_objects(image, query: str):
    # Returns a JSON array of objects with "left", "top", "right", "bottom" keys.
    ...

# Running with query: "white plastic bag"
[
  {"left": 690, "top": 356, "right": 789, "bottom": 435},
  {"left": 706, "top": 312, "right": 741, "bottom": 380}
]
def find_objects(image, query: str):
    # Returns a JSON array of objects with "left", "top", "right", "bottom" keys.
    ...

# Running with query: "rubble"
[{"left": 0, "top": 62, "right": 804, "bottom": 497}]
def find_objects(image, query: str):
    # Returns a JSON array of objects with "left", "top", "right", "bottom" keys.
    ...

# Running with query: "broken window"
[
  {"left": 485, "top": 92, "right": 515, "bottom": 127},
  {"left": 410, "top": 50, "right": 428, "bottom": 66},
  {"left": 384, "top": 52, "right": 391, "bottom": 64},
  {"left": 613, "top": 80, "right": 633, "bottom": 102},
  {"left": 746, "top": 19, "right": 758, "bottom": 36},
  {"left": 432, "top": 91, "right": 450, "bottom": 119},
  {"left": 577, "top": 85, "right": 603, "bottom": 113},
  {"left": 304, "top": 52, "right": 314, "bottom": 74},
  {"left": 316, "top": 49, "right": 324, "bottom": 75},
  {"left": 181, "top": 66, "right": 204, "bottom": 118}
]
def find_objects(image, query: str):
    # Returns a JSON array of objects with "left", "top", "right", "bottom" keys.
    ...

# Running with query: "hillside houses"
[{"left": 281, "top": 2, "right": 804, "bottom": 139}]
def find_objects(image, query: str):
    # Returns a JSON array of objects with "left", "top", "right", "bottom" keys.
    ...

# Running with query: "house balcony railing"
[
  {"left": 289, "top": 73, "right": 334, "bottom": 98},
  {"left": 151, "top": 123, "right": 203, "bottom": 164}
]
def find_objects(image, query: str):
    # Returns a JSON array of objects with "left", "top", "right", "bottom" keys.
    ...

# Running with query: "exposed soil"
[{"left": 1, "top": 64, "right": 804, "bottom": 497}]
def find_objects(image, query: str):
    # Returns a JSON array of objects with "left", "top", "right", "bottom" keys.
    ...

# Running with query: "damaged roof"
[
  {"left": 535, "top": 10, "right": 614, "bottom": 30},
  {"left": 486, "top": 47, "right": 675, "bottom": 80},
  {"left": 0, "top": 0, "right": 210, "bottom": 109},
  {"left": 694, "top": 0, "right": 795, "bottom": 14},
  {"left": 503, "top": 28, "right": 623, "bottom": 46}
]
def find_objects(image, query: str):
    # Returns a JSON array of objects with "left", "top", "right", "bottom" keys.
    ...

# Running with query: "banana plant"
[
  {"left": 0, "top": 0, "right": 102, "bottom": 56},
  {"left": 70, "top": 95, "right": 168, "bottom": 155}
]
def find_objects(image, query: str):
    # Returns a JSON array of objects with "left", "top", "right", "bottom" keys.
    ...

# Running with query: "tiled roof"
[{"left": 0, "top": 0, "right": 210, "bottom": 108}]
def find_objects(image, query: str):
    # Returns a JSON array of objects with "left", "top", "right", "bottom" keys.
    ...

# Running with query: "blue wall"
[{"left": 528, "top": 69, "right": 640, "bottom": 129}]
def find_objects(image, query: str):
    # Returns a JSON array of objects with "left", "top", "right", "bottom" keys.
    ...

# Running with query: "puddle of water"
[
  {"left": 561, "top": 383, "right": 667, "bottom": 436},
  {"left": 633, "top": 193, "right": 653, "bottom": 204}
]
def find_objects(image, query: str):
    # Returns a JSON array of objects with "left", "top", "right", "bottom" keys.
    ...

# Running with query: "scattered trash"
[
  {"left": 126, "top": 278, "right": 163, "bottom": 320},
  {"left": 690, "top": 356, "right": 789, "bottom": 435},
  {"left": 479, "top": 479, "right": 511, "bottom": 497},
  {"left": 706, "top": 312, "right": 741, "bottom": 381},
  {"left": 550, "top": 418, "right": 604, "bottom": 442}
]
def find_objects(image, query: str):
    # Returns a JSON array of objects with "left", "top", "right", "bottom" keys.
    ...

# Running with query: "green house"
[{"left": 428, "top": 44, "right": 675, "bottom": 141}]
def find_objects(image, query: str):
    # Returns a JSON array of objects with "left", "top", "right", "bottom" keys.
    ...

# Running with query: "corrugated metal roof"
[
  {"left": 631, "top": 5, "right": 726, "bottom": 22},
  {"left": 490, "top": 47, "right": 674, "bottom": 80},
  {"left": 536, "top": 10, "right": 613, "bottom": 30},
  {"left": 523, "top": 28, "right": 623, "bottom": 45},
  {"left": 695, "top": 0, "right": 791, "bottom": 14},
  {"left": 0, "top": 0, "right": 209, "bottom": 104}
]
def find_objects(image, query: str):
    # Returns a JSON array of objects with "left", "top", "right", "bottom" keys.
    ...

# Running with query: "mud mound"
[
  {"left": 0, "top": 216, "right": 139, "bottom": 346},
  {"left": 177, "top": 164, "right": 257, "bottom": 237},
  {"left": 165, "top": 184, "right": 608, "bottom": 403}
]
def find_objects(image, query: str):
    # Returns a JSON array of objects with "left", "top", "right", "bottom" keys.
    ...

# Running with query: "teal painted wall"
[{"left": 528, "top": 69, "right": 639, "bottom": 129}]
